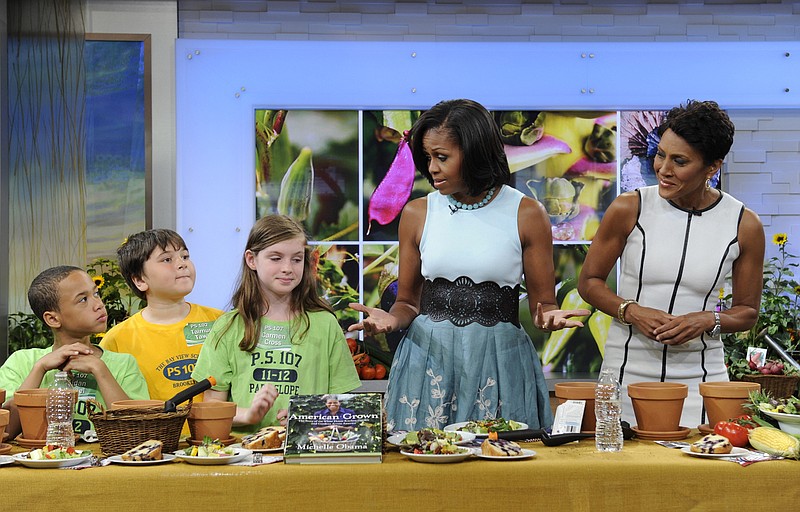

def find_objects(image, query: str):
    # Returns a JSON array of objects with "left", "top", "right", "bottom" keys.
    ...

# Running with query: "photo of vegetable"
[
  {"left": 521, "top": 244, "right": 616, "bottom": 375},
  {"left": 361, "top": 110, "right": 432, "bottom": 241},
  {"left": 255, "top": 109, "right": 360, "bottom": 240},
  {"left": 355, "top": 243, "right": 400, "bottom": 376},
  {"left": 312, "top": 243, "right": 360, "bottom": 329},
  {"left": 501, "top": 111, "right": 618, "bottom": 241},
  {"left": 619, "top": 110, "right": 721, "bottom": 193}
]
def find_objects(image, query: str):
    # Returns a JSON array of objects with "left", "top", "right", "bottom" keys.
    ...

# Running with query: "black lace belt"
[{"left": 419, "top": 276, "right": 520, "bottom": 328}]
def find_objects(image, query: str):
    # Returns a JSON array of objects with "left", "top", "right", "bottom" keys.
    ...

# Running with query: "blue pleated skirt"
[{"left": 384, "top": 314, "right": 553, "bottom": 432}]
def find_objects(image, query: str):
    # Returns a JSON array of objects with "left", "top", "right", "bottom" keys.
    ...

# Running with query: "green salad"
[{"left": 458, "top": 418, "right": 524, "bottom": 434}]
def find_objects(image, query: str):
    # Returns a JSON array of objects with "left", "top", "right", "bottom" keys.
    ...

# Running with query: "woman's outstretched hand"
[
  {"left": 348, "top": 303, "right": 398, "bottom": 335},
  {"left": 535, "top": 302, "right": 592, "bottom": 331}
]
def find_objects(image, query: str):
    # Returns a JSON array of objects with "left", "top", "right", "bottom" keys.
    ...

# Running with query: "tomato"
[
  {"left": 713, "top": 421, "right": 750, "bottom": 447},
  {"left": 374, "top": 364, "right": 387, "bottom": 380},
  {"left": 361, "top": 366, "right": 377, "bottom": 380},
  {"left": 346, "top": 338, "right": 358, "bottom": 354},
  {"left": 731, "top": 414, "right": 756, "bottom": 430}
]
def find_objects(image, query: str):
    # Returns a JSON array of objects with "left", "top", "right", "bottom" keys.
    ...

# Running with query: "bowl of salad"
[
  {"left": 758, "top": 397, "right": 800, "bottom": 435},
  {"left": 444, "top": 418, "right": 527, "bottom": 437}
]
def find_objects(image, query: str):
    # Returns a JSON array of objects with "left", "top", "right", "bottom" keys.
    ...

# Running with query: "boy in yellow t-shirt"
[{"left": 100, "top": 229, "right": 223, "bottom": 402}]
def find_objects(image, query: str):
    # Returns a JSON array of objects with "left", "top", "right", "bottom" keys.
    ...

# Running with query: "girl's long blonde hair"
[{"left": 225, "top": 214, "right": 332, "bottom": 352}]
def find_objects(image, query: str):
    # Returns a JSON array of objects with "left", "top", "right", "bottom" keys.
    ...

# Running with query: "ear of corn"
[{"left": 748, "top": 426, "right": 800, "bottom": 458}]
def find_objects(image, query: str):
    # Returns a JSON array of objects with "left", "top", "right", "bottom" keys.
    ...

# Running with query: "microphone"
[
  {"left": 449, "top": 204, "right": 458, "bottom": 215},
  {"left": 163, "top": 376, "right": 217, "bottom": 412}
]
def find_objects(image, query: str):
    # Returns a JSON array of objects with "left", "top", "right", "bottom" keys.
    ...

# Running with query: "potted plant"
[{"left": 724, "top": 233, "right": 800, "bottom": 397}]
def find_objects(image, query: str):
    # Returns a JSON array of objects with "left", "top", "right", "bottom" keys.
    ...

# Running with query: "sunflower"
[
  {"left": 773, "top": 233, "right": 788, "bottom": 246},
  {"left": 93, "top": 275, "right": 105, "bottom": 289}
]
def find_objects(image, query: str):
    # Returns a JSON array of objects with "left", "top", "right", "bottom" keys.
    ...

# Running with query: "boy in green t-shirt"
[{"left": 0, "top": 266, "right": 149, "bottom": 440}]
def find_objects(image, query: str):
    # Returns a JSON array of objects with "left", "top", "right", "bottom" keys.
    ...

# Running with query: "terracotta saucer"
[
  {"left": 15, "top": 436, "right": 46, "bottom": 449},
  {"left": 632, "top": 426, "right": 691, "bottom": 441},
  {"left": 188, "top": 436, "right": 236, "bottom": 446},
  {"left": 697, "top": 424, "right": 715, "bottom": 435},
  {"left": 0, "top": 443, "right": 12, "bottom": 455}
]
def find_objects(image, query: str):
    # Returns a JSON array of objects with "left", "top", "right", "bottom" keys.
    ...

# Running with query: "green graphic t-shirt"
[
  {"left": 192, "top": 310, "right": 361, "bottom": 433},
  {"left": 0, "top": 346, "right": 149, "bottom": 433}
]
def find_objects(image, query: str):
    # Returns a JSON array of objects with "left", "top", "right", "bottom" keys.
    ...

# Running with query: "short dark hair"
[
  {"left": 28, "top": 266, "right": 83, "bottom": 322},
  {"left": 657, "top": 100, "right": 735, "bottom": 165},
  {"left": 410, "top": 99, "right": 510, "bottom": 196},
  {"left": 117, "top": 229, "right": 188, "bottom": 300}
]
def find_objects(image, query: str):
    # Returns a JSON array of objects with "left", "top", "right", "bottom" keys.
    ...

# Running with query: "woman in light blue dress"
[{"left": 349, "top": 99, "right": 589, "bottom": 432}]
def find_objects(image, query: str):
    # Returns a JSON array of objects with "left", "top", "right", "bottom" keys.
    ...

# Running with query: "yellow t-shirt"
[{"left": 100, "top": 303, "right": 223, "bottom": 402}]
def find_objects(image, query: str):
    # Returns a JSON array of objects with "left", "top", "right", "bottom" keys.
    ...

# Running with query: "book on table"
[{"left": 284, "top": 392, "right": 383, "bottom": 464}]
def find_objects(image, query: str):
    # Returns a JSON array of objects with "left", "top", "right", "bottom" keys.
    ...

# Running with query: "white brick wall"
[{"left": 177, "top": 0, "right": 800, "bottom": 257}]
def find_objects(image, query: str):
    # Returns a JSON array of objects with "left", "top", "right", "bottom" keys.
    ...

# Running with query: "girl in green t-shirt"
[{"left": 193, "top": 215, "right": 360, "bottom": 432}]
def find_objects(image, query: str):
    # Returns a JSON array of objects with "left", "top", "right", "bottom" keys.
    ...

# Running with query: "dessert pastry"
[
  {"left": 690, "top": 434, "right": 732, "bottom": 454},
  {"left": 121, "top": 439, "right": 164, "bottom": 461},
  {"left": 481, "top": 437, "right": 523, "bottom": 456},
  {"left": 241, "top": 425, "right": 286, "bottom": 450}
]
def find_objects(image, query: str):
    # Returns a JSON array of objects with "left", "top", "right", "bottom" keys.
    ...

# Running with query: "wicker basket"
[
  {"left": 88, "top": 400, "right": 191, "bottom": 455},
  {"left": 740, "top": 374, "right": 800, "bottom": 399}
]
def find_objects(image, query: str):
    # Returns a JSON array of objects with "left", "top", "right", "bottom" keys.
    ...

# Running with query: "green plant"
[
  {"left": 725, "top": 233, "right": 800, "bottom": 366},
  {"left": 7, "top": 257, "right": 145, "bottom": 352},
  {"left": 8, "top": 311, "right": 53, "bottom": 353}
]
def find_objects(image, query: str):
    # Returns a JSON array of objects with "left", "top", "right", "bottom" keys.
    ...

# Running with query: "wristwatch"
[{"left": 706, "top": 311, "right": 721, "bottom": 338}]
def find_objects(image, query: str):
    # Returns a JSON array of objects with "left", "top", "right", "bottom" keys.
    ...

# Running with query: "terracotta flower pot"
[
  {"left": 0, "top": 388, "right": 6, "bottom": 406},
  {"left": 188, "top": 401, "right": 236, "bottom": 442},
  {"left": 14, "top": 389, "right": 50, "bottom": 441},
  {"left": 0, "top": 408, "right": 9, "bottom": 442},
  {"left": 627, "top": 382, "right": 688, "bottom": 432},
  {"left": 554, "top": 382, "right": 597, "bottom": 432},
  {"left": 699, "top": 381, "right": 761, "bottom": 427},
  {"left": 110, "top": 399, "right": 165, "bottom": 410}
]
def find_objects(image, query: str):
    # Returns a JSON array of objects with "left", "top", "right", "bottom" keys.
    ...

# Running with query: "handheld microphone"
[{"left": 164, "top": 376, "right": 217, "bottom": 412}]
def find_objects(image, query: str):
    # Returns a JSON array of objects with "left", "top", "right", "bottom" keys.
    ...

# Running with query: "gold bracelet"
[{"left": 618, "top": 299, "right": 637, "bottom": 325}]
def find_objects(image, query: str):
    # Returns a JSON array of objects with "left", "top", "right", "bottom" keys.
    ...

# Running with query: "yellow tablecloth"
[{"left": 2, "top": 432, "right": 799, "bottom": 512}]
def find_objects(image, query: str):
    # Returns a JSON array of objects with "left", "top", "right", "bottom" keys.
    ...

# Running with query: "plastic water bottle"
[
  {"left": 595, "top": 368, "right": 623, "bottom": 452},
  {"left": 46, "top": 371, "right": 76, "bottom": 448}
]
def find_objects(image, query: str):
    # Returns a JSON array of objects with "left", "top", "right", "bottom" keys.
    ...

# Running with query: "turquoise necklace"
[{"left": 447, "top": 187, "right": 496, "bottom": 215}]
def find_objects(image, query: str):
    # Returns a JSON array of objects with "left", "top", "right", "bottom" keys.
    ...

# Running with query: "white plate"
[
  {"left": 106, "top": 454, "right": 177, "bottom": 465},
  {"left": 387, "top": 431, "right": 477, "bottom": 447},
  {"left": 473, "top": 448, "right": 537, "bottom": 461},
  {"left": 0, "top": 455, "right": 15, "bottom": 467},
  {"left": 680, "top": 447, "right": 750, "bottom": 458},
  {"left": 173, "top": 448, "right": 252, "bottom": 465},
  {"left": 443, "top": 421, "right": 529, "bottom": 438},
  {"left": 400, "top": 448, "right": 474, "bottom": 463},
  {"left": 12, "top": 452, "right": 92, "bottom": 468},
  {"left": 758, "top": 406, "right": 800, "bottom": 434}
]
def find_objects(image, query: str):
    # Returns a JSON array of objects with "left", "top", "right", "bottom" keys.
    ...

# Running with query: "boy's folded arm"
[
  {"left": 92, "top": 362, "right": 132, "bottom": 404},
  {"left": 64, "top": 356, "right": 132, "bottom": 404}
]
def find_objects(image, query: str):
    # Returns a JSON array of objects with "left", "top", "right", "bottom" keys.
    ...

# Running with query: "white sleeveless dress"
[
  {"left": 602, "top": 185, "right": 744, "bottom": 428},
  {"left": 384, "top": 185, "right": 553, "bottom": 432}
]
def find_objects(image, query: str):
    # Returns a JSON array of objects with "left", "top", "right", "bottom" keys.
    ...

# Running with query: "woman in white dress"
[
  {"left": 578, "top": 100, "right": 765, "bottom": 427},
  {"left": 349, "top": 99, "right": 589, "bottom": 432}
]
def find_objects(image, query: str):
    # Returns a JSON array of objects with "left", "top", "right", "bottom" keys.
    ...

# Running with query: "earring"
[{"left": 705, "top": 179, "right": 711, "bottom": 190}]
